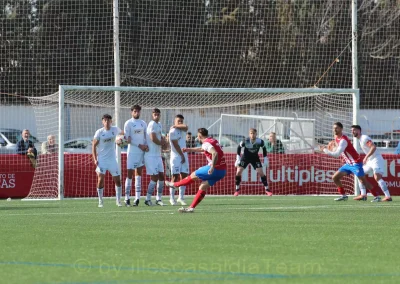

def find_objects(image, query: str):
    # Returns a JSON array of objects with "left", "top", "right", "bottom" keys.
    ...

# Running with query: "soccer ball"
[{"left": 116, "top": 135, "right": 128, "bottom": 148}]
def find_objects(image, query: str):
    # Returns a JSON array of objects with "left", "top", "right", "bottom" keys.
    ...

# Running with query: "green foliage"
[{"left": 0, "top": 0, "right": 399, "bottom": 107}]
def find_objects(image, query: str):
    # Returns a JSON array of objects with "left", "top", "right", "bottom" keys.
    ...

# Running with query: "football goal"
[{"left": 25, "top": 86, "right": 359, "bottom": 199}]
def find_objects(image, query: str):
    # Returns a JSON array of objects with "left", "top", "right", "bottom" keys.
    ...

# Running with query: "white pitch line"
[{"left": 1, "top": 203, "right": 399, "bottom": 217}]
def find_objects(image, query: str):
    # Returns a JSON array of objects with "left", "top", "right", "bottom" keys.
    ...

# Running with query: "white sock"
[
  {"left": 157, "top": 181, "right": 164, "bottom": 200},
  {"left": 125, "top": 178, "right": 132, "bottom": 200},
  {"left": 135, "top": 176, "right": 142, "bottom": 200},
  {"left": 97, "top": 188, "right": 104, "bottom": 203},
  {"left": 358, "top": 181, "right": 366, "bottom": 195},
  {"left": 235, "top": 185, "right": 240, "bottom": 190},
  {"left": 170, "top": 181, "right": 175, "bottom": 199},
  {"left": 115, "top": 186, "right": 122, "bottom": 203},
  {"left": 378, "top": 179, "right": 390, "bottom": 197},
  {"left": 146, "top": 180, "right": 157, "bottom": 201},
  {"left": 179, "top": 186, "right": 186, "bottom": 200}
]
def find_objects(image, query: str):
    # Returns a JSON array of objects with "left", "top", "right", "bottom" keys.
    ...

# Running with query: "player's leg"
[
  {"left": 179, "top": 167, "right": 226, "bottom": 213},
  {"left": 350, "top": 163, "right": 378, "bottom": 202},
  {"left": 134, "top": 165, "right": 143, "bottom": 206},
  {"left": 125, "top": 152, "right": 135, "bottom": 206},
  {"left": 145, "top": 174, "right": 157, "bottom": 206},
  {"left": 144, "top": 155, "right": 157, "bottom": 206},
  {"left": 375, "top": 173, "right": 391, "bottom": 201},
  {"left": 360, "top": 164, "right": 380, "bottom": 199},
  {"left": 332, "top": 167, "right": 350, "bottom": 201},
  {"left": 112, "top": 175, "right": 123, "bottom": 207},
  {"left": 95, "top": 163, "right": 107, "bottom": 207},
  {"left": 96, "top": 172, "right": 105, "bottom": 208},
  {"left": 235, "top": 158, "right": 249, "bottom": 196},
  {"left": 177, "top": 153, "right": 189, "bottom": 205},
  {"left": 181, "top": 181, "right": 209, "bottom": 212},
  {"left": 170, "top": 171, "right": 199, "bottom": 188},
  {"left": 177, "top": 172, "right": 188, "bottom": 206},
  {"left": 234, "top": 166, "right": 245, "bottom": 196},
  {"left": 372, "top": 158, "right": 391, "bottom": 201},
  {"left": 254, "top": 159, "right": 271, "bottom": 196},
  {"left": 169, "top": 173, "right": 180, "bottom": 205},
  {"left": 109, "top": 161, "right": 123, "bottom": 206},
  {"left": 156, "top": 170, "right": 165, "bottom": 206},
  {"left": 169, "top": 157, "right": 181, "bottom": 205},
  {"left": 354, "top": 165, "right": 370, "bottom": 200}
]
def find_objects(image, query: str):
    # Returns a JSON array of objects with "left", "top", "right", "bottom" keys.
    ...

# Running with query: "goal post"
[{"left": 24, "top": 86, "right": 359, "bottom": 199}]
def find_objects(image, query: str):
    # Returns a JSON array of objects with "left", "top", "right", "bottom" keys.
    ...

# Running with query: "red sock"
[
  {"left": 190, "top": 190, "right": 206, "bottom": 208},
  {"left": 174, "top": 176, "right": 194, "bottom": 187},
  {"left": 337, "top": 187, "right": 345, "bottom": 195}
]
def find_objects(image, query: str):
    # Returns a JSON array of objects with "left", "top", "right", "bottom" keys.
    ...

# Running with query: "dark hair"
[
  {"left": 334, "top": 122, "right": 343, "bottom": 129},
  {"left": 198, "top": 128, "right": 208, "bottom": 137},
  {"left": 351, "top": 125, "right": 362, "bottom": 131},
  {"left": 187, "top": 132, "right": 192, "bottom": 135},
  {"left": 152, "top": 108, "right": 161, "bottom": 114},
  {"left": 102, "top": 114, "right": 112, "bottom": 120},
  {"left": 249, "top": 128, "right": 257, "bottom": 133},
  {"left": 175, "top": 114, "right": 184, "bottom": 119},
  {"left": 131, "top": 105, "right": 142, "bottom": 111}
]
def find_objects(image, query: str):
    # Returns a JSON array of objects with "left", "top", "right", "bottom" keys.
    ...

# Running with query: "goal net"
[{"left": 25, "top": 86, "right": 358, "bottom": 199}]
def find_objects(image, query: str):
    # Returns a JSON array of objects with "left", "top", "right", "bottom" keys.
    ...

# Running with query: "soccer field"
[{"left": 1, "top": 196, "right": 399, "bottom": 284}]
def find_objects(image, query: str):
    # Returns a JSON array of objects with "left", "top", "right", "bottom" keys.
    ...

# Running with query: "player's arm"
[
  {"left": 208, "top": 146, "right": 218, "bottom": 174},
  {"left": 235, "top": 141, "right": 244, "bottom": 166},
  {"left": 171, "top": 124, "right": 189, "bottom": 132},
  {"left": 123, "top": 121, "right": 131, "bottom": 144},
  {"left": 92, "top": 139, "right": 99, "bottom": 165},
  {"left": 149, "top": 133, "right": 162, "bottom": 145},
  {"left": 171, "top": 139, "right": 186, "bottom": 163},
  {"left": 364, "top": 139, "right": 376, "bottom": 161},
  {"left": 183, "top": 147, "right": 203, "bottom": 153},
  {"left": 323, "top": 140, "right": 347, "bottom": 157},
  {"left": 142, "top": 122, "right": 148, "bottom": 146},
  {"left": 261, "top": 140, "right": 269, "bottom": 167}
]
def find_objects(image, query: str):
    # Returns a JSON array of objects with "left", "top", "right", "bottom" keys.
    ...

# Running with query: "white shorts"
[
  {"left": 170, "top": 154, "right": 189, "bottom": 175},
  {"left": 363, "top": 157, "right": 384, "bottom": 175},
  {"left": 144, "top": 155, "right": 164, "bottom": 175},
  {"left": 96, "top": 159, "right": 120, "bottom": 177},
  {"left": 127, "top": 151, "right": 144, "bottom": 170}
]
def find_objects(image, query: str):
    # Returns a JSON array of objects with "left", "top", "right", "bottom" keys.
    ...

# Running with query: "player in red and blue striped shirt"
[
  {"left": 320, "top": 122, "right": 373, "bottom": 201},
  {"left": 165, "top": 128, "right": 227, "bottom": 213}
]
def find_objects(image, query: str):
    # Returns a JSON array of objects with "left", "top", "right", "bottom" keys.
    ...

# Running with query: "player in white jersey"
[
  {"left": 123, "top": 105, "right": 148, "bottom": 206},
  {"left": 351, "top": 125, "right": 392, "bottom": 202},
  {"left": 144, "top": 108, "right": 166, "bottom": 206},
  {"left": 92, "top": 114, "right": 124, "bottom": 208},
  {"left": 168, "top": 114, "right": 189, "bottom": 206}
]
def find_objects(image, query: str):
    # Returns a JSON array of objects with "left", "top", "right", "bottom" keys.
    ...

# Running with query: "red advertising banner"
[{"left": 1, "top": 153, "right": 400, "bottom": 198}]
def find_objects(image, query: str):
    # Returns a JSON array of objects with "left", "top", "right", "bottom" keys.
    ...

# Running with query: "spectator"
[
  {"left": 265, "top": 132, "right": 285, "bottom": 154},
  {"left": 186, "top": 132, "right": 196, "bottom": 148},
  {"left": 41, "top": 134, "right": 58, "bottom": 154},
  {"left": 16, "top": 129, "right": 38, "bottom": 159},
  {"left": 395, "top": 142, "right": 400, "bottom": 155}
]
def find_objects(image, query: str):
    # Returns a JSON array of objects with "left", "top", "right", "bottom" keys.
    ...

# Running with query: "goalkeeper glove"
[
  {"left": 263, "top": 157, "right": 269, "bottom": 168},
  {"left": 235, "top": 155, "right": 241, "bottom": 167}
]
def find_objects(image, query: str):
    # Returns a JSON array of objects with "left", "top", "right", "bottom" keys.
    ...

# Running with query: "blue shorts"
[
  {"left": 338, "top": 163, "right": 365, "bottom": 177},
  {"left": 195, "top": 165, "right": 227, "bottom": 186}
]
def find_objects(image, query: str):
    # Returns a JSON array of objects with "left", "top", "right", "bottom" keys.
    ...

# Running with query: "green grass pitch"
[{"left": 1, "top": 196, "right": 399, "bottom": 284}]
